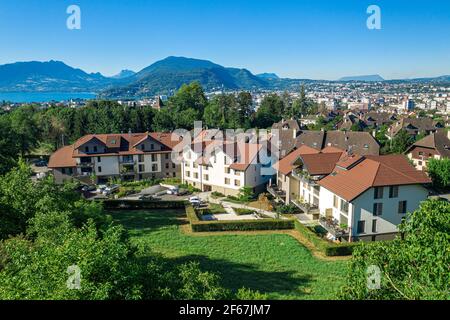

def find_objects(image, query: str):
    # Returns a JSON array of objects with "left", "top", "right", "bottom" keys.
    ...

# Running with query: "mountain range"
[
  {"left": 338, "top": 74, "right": 385, "bottom": 82},
  {"left": 0, "top": 57, "right": 448, "bottom": 98}
]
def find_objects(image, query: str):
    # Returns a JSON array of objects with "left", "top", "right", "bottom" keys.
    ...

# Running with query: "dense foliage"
[
  {"left": 427, "top": 158, "right": 450, "bottom": 190},
  {"left": 0, "top": 163, "right": 233, "bottom": 300},
  {"left": 339, "top": 200, "right": 450, "bottom": 299}
]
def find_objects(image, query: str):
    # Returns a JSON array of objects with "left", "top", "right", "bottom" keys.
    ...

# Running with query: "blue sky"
[{"left": 0, "top": 0, "right": 449, "bottom": 80}]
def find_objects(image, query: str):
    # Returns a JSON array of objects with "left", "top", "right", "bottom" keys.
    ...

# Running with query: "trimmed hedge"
[
  {"left": 103, "top": 199, "right": 186, "bottom": 210},
  {"left": 186, "top": 206, "right": 295, "bottom": 232},
  {"left": 294, "top": 221, "right": 359, "bottom": 256}
]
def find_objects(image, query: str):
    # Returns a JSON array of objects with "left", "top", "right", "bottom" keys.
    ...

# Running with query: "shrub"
[
  {"left": 236, "top": 287, "right": 268, "bottom": 300},
  {"left": 211, "top": 191, "right": 225, "bottom": 198},
  {"left": 234, "top": 208, "right": 256, "bottom": 216},
  {"left": 276, "top": 204, "right": 298, "bottom": 214},
  {"left": 294, "top": 221, "right": 358, "bottom": 256},
  {"left": 187, "top": 207, "right": 295, "bottom": 232}
]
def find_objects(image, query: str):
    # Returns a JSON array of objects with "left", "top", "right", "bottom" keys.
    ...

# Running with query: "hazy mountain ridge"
[{"left": 0, "top": 58, "right": 449, "bottom": 96}]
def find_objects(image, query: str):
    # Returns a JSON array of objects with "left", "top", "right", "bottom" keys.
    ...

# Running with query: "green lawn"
[{"left": 110, "top": 209, "right": 348, "bottom": 299}]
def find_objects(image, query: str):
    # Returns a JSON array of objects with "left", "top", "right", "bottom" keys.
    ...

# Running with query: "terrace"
[
  {"left": 267, "top": 184, "right": 286, "bottom": 201},
  {"left": 318, "top": 216, "right": 349, "bottom": 239}
]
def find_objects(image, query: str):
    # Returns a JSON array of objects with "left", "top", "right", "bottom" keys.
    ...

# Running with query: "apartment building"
[
  {"left": 318, "top": 155, "right": 431, "bottom": 241},
  {"left": 48, "top": 132, "right": 182, "bottom": 184},
  {"left": 181, "top": 130, "right": 273, "bottom": 196},
  {"left": 405, "top": 129, "right": 450, "bottom": 170},
  {"left": 272, "top": 141, "right": 431, "bottom": 241}
]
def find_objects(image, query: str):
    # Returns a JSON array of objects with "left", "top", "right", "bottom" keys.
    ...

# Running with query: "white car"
[
  {"left": 189, "top": 196, "right": 200, "bottom": 203},
  {"left": 96, "top": 185, "right": 107, "bottom": 193},
  {"left": 167, "top": 187, "right": 179, "bottom": 195},
  {"left": 103, "top": 184, "right": 120, "bottom": 195}
]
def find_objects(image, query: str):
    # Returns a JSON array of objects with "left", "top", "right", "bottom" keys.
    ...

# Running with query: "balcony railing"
[
  {"left": 267, "top": 185, "right": 286, "bottom": 200},
  {"left": 292, "top": 169, "right": 317, "bottom": 185},
  {"left": 291, "top": 198, "right": 318, "bottom": 214},
  {"left": 77, "top": 162, "right": 94, "bottom": 168},
  {"left": 319, "top": 216, "right": 349, "bottom": 238}
]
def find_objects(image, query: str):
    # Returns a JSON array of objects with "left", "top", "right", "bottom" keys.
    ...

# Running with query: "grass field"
[{"left": 110, "top": 209, "right": 349, "bottom": 299}]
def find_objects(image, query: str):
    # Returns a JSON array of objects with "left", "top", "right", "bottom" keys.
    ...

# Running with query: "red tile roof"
[
  {"left": 48, "top": 146, "right": 77, "bottom": 168},
  {"left": 319, "top": 155, "right": 431, "bottom": 201}
]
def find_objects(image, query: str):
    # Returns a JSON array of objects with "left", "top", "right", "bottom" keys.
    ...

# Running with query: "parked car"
[
  {"left": 96, "top": 185, "right": 108, "bottom": 193},
  {"left": 81, "top": 185, "right": 96, "bottom": 192},
  {"left": 35, "top": 160, "right": 48, "bottom": 167},
  {"left": 189, "top": 196, "right": 200, "bottom": 203},
  {"left": 178, "top": 188, "right": 189, "bottom": 196},
  {"left": 166, "top": 187, "right": 179, "bottom": 195},
  {"left": 138, "top": 194, "right": 154, "bottom": 200},
  {"left": 103, "top": 184, "right": 120, "bottom": 195}
]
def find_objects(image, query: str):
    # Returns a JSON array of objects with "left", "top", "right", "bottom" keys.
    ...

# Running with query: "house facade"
[
  {"left": 181, "top": 130, "right": 274, "bottom": 196},
  {"left": 405, "top": 129, "right": 450, "bottom": 171},
  {"left": 48, "top": 132, "right": 182, "bottom": 184},
  {"left": 318, "top": 155, "right": 431, "bottom": 241},
  {"left": 272, "top": 144, "right": 431, "bottom": 241}
]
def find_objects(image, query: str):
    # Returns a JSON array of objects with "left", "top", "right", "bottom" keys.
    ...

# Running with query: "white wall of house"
[
  {"left": 319, "top": 184, "right": 429, "bottom": 239},
  {"left": 95, "top": 156, "right": 119, "bottom": 176},
  {"left": 351, "top": 184, "right": 428, "bottom": 237}
]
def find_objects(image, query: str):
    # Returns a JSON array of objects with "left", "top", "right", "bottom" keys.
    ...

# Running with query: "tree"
[
  {"left": 254, "top": 94, "right": 283, "bottom": 128},
  {"left": 8, "top": 105, "right": 40, "bottom": 156},
  {"left": 339, "top": 200, "right": 450, "bottom": 300},
  {"left": 238, "top": 186, "right": 255, "bottom": 202},
  {"left": 390, "top": 129, "right": 414, "bottom": 154},
  {"left": 427, "top": 158, "right": 450, "bottom": 190}
]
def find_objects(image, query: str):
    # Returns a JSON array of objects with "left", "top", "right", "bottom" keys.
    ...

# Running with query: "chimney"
[
  {"left": 448, "top": 130, "right": 450, "bottom": 140},
  {"left": 293, "top": 129, "right": 297, "bottom": 139}
]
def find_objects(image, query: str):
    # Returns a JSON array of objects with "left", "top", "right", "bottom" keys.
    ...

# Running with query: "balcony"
[
  {"left": 77, "top": 162, "right": 94, "bottom": 168},
  {"left": 319, "top": 216, "right": 349, "bottom": 238},
  {"left": 291, "top": 197, "right": 319, "bottom": 215},
  {"left": 267, "top": 185, "right": 286, "bottom": 200},
  {"left": 120, "top": 158, "right": 136, "bottom": 164},
  {"left": 292, "top": 169, "right": 317, "bottom": 186}
]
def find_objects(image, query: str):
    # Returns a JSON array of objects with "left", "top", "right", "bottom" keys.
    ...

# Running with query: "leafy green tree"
[
  {"left": 238, "top": 186, "right": 255, "bottom": 202},
  {"left": 339, "top": 200, "right": 450, "bottom": 300},
  {"left": 254, "top": 94, "right": 284, "bottom": 128},
  {"left": 427, "top": 158, "right": 450, "bottom": 190},
  {"left": 390, "top": 129, "right": 414, "bottom": 154},
  {"left": 8, "top": 105, "right": 40, "bottom": 156}
]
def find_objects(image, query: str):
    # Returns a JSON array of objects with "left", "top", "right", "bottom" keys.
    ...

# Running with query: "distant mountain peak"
[
  {"left": 338, "top": 74, "right": 384, "bottom": 82},
  {"left": 257, "top": 73, "right": 279, "bottom": 80},
  {"left": 111, "top": 69, "right": 136, "bottom": 79}
]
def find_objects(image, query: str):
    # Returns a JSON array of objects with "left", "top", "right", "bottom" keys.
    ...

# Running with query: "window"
[
  {"left": 139, "top": 164, "right": 145, "bottom": 172},
  {"left": 235, "top": 180, "right": 241, "bottom": 187},
  {"left": 193, "top": 163, "right": 198, "bottom": 169},
  {"left": 140, "top": 144, "right": 145, "bottom": 151},
  {"left": 333, "top": 195, "right": 339, "bottom": 209},
  {"left": 372, "top": 219, "right": 377, "bottom": 233},
  {"left": 186, "top": 171, "right": 190, "bottom": 177},
  {"left": 235, "top": 170, "right": 240, "bottom": 176},
  {"left": 85, "top": 146, "right": 89, "bottom": 153},
  {"left": 152, "top": 164, "right": 158, "bottom": 172},
  {"left": 165, "top": 163, "right": 169, "bottom": 169},
  {"left": 398, "top": 201, "right": 407, "bottom": 214},
  {"left": 224, "top": 156, "right": 227, "bottom": 164},
  {"left": 151, "top": 154, "right": 157, "bottom": 162},
  {"left": 93, "top": 146, "right": 98, "bottom": 152},
  {"left": 224, "top": 178, "right": 230, "bottom": 185},
  {"left": 98, "top": 166, "right": 102, "bottom": 173},
  {"left": 204, "top": 174, "right": 209, "bottom": 181},
  {"left": 165, "top": 154, "right": 169, "bottom": 160},
  {"left": 150, "top": 144, "right": 155, "bottom": 150},
  {"left": 138, "top": 155, "right": 144, "bottom": 163},
  {"left": 97, "top": 156, "right": 101, "bottom": 162},
  {"left": 172, "top": 163, "right": 176, "bottom": 169},
  {"left": 194, "top": 173, "right": 198, "bottom": 179},
  {"left": 357, "top": 221, "right": 365, "bottom": 234},
  {"left": 225, "top": 167, "right": 230, "bottom": 174},
  {"left": 373, "top": 203, "right": 383, "bottom": 216},
  {"left": 374, "top": 187, "right": 384, "bottom": 199},
  {"left": 389, "top": 186, "right": 399, "bottom": 198},
  {"left": 418, "top": 161, "right": 423, "bottom": 166},
  {"left": 340, "top": 199, "right": 348, "bottom": 214},
  {"left": 173, "top": 172, "right": 176, "bottom": 177}
]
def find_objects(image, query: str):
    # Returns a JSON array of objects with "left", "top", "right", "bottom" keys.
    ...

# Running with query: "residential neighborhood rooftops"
[
  {"left": 299, "top": 152, "right": 344, "bottom": 176},
  {"left": 319, "top": 155, "right": 431, "bottom": 201},
  {"left": 275, "top": 145, "right": 320, "bottom": 175},
  {"left": 405, "top": 129, "right": 450, "bottom": 158}
]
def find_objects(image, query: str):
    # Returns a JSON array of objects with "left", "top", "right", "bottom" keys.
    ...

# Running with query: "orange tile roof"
[
  {"left": 275, "top": 145, "right": 320, "bottom": 175},
  {"left": 300, "top": 152, "right": 343, "bottom": 176},
  {"left": 319, "top": 155, "right": 431, "bottom": 201},
  {"left": 48, "top": 145, "right": 77, "bottom": 168}
]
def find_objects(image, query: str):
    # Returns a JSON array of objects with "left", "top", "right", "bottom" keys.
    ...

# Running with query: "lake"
[{"left": 0, "top": 92, "right": 97, "bottom": 103}]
